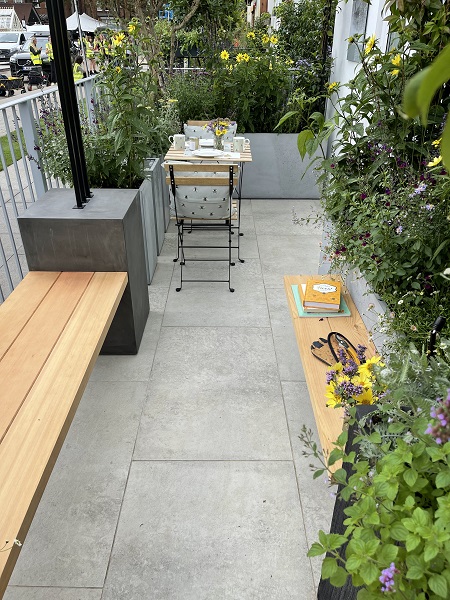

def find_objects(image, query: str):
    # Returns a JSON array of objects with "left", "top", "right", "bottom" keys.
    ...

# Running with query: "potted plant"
[
  {"left": 302, "top": 341, "right": 450, "bottom": 599},
  {"left": 32, "top": 19, "right": 180, "bottom": 283}
]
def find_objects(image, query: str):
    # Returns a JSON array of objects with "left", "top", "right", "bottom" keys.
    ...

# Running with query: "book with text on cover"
[{"left": 303, "top": 278, "right": 341, "bottom": 311}]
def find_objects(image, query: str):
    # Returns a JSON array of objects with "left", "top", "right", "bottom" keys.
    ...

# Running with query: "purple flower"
[
  {"left": 425, "top": 390, "right": 450, "bottom": 444},
  {"left": 396, "top": 225, "right": 403, "bottom": 234},
  {"left": 360, "top": 192, "right": 367, "bottom": 199},
  {"left": 379, "top": 563, "right": 399, "bottom": 592},
  {"left": 356, "top": 344, "right": 367, "bottom": 362},
  {"left": 414, "top": 183, "right": 427, "bottom": 193},
  {"left": 326, "top": 370, "right": 335, "bottom": 384}
]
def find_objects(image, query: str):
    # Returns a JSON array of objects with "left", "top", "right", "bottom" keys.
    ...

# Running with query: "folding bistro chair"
[{"left": 165, "top": 162, "right": 239, "bottom": 292}]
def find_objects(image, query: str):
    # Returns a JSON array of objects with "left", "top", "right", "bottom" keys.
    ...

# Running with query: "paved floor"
[{"left": 5, "top": 199, "right": 334, "bottom": 600}]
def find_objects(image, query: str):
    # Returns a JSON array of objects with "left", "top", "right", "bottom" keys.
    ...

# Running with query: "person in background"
[
  {"left": 45, "top": 34, "right": 56, "bottom": 84},
  {"left": 73, "top": 55, "right": 84, "bottom": 81},
  {"left": 29, "top": 36, "right": 42, "bottom": 67},
  {"left": 84, "top": 34, "right": 98, "bottom": 75}
]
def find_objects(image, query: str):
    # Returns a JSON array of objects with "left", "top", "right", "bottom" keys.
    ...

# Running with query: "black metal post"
[{"left": 46, "top": 0, "right": 92, "bottom": 208}]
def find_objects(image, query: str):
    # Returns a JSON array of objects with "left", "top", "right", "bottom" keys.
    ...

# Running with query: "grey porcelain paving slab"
[
  {"left": 4, "top": 588, "right": 102, "bottom": 600},
  {"left": 148, "top": 285, "right": 169, "bottom": 314},
  {"left": 163, "top": 259, "right": 270, "bottom": 327},
  {"left": 164, "top": 229, "right": 259, "bottom": 261},
  {"left": 134, "top": 326, "right": 291, "bottom": 460},
  {"left": 251, "top": 199, "right": 322, "bottom": 236},
  {"left": 90, "top": 312, "right": 162, "bottom": 382},
  {"left": 9, "top": 381, "right": 147, "bottom": 589},
  {"left": 149, "top": 259, "right": 175, "bottom": 286},
  {"left": 282, "top": 381, "right": 335, "bottom": 588},
  {"left": 257, "top": 234, "right": 321, "bottom": 288},
  {"left": 266, "top": 287, "right": 306, "bottom": 381},
  {"left": 102, "top": 461, "right": 316, "bottom": 600}
]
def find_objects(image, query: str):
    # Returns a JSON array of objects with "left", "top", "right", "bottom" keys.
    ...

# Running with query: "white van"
[{"left": 0, "top": 30, "right": 29, "bottom": 62}]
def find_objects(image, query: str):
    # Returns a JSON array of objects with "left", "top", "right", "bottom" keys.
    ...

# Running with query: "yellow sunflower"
[
  {"left": 220, "top": 50, "right": 229, "bottom": 61},
  {"left": 364, "top": 34, "right": 376, "bottom": 55}
]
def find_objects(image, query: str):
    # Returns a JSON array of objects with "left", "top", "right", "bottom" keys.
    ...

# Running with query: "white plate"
[
  {"left": 193, "top": 149, "right": 224, "bottom": 158},
  {"left": 199, "top": 139, "right": 214, "bottom": 147}
]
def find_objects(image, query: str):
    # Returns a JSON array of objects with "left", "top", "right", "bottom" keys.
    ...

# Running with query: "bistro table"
[{"left": 164, "top": 142, "right": 253, "bottom": 261}]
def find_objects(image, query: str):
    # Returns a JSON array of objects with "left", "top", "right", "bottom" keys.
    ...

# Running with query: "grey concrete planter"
[{"left": 241, "top": 133, "right": 321, "bottom": 199}]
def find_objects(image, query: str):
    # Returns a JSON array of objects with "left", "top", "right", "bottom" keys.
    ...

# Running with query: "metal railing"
[{"left": 0, "top": 76, "right": 96, "bottom": 302}]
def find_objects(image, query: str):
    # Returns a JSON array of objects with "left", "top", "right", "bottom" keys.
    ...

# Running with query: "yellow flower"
[
  {"left": 328, "top": 81, "right": 338, "bottom": 92},
  {"left": 262, "top": 34, "right": 270, "bottom": 44},
  {"left": 236, "top": 53, "right": 244, "bottom": 63},
  {"left": 270, "top": 35, "right": 278, "bottom": 44},
  {"left": 364, "top": 34, "right": 376, "bottom": 55},
  {"left": 227, "top": 64, "right": 233, "bottom": 72},
  {"left": 220, "top": 50, "right": 229, "bottom": 60},
  {"left": 167, "top": 98, "right": 178, "bottom": 103},
  {"left": 427, "top": 156, "right": 442, "bottom": 167},
  {"left": 115, "top": 66, "right": 121, "bottom": 73},
  {"left": 286, "top": 58, "right": 294, "bottom": 66},
  {"left": 390, "top": 69, "right": 399, "bottom": 76},
  {"left": 391, "top": 53, "right": 401, "bottom": 67},
  {"left": 246, "top": 31, "right": 255, "bottom": 39},
  {"left": 112, "top": 33, "right": 125, "bottom": 46},
  {"left": 215, "top": 128, "right": 226, "bottom": 136},
  {"left": 268, "top": 62, "right": 273, "bottom": 70},
  {"left": 128, "top": 23, "right": 136, "bottom": 34},
  {"left": 432, "top": 138, "right": 442, "bottom": 146},
  {"left": 242, "top": 53, "right": 250, "bottom": 62}
]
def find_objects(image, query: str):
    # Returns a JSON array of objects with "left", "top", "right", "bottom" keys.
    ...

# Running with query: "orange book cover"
[{"left": 303, "top": 278, "right": 341, "bottom": 310}]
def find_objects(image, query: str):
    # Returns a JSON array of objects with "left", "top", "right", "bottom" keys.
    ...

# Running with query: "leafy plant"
[{"left": 303, "top": 342, "right": 450, "bottom": 598}]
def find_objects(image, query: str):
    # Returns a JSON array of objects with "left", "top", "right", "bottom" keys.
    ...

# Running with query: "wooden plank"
[
  {"left": 186, "top": 120, "right": 208, "bottom": 126},
  {"left": 284, "top": 275, "right": 376, "bottom": 460},
  {"left": 165, "top": 176, "right": 239, "bottom": 186},
  {"left": 0, "top": 272, "right": 60, "bottom": 361},
  {"left": 0, "top": 272, "right": 94, "bottom": 444},
  {"left": 0, "top": 271, "right": 127, "bottom": 597}
]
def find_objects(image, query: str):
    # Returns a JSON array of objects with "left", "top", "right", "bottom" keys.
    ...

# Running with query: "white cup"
[
  {"left": 233, "top": 136, "right": 250, "bottom": 152},
  {"left": 169, "top": 134, "right": 186, "bottom": 150}
]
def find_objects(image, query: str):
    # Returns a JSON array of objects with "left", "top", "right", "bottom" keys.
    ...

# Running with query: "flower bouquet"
[{"left": 204, "top": 118, "right": 236, "bottom": 150}]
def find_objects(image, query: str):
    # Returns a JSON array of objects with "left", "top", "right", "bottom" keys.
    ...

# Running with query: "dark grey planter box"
[{"left": 18, "top": 188, "right": 149, "bottom": 355}]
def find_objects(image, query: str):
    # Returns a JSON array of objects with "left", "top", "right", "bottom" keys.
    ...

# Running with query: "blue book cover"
[{"left": 291, "top": 284, "right": 351, "bottom": 318}]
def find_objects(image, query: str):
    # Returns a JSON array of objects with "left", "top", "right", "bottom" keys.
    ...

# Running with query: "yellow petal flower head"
[
  {"left": 364, "top": 34, "right": 376, "bottom": 55},
  {"left": 246, "top": 31, "right": 255, "bottom": 39},
  {"left": 242, "top": 53, "right": 250, "bottom": 62},
  {"left": 236, "top": 53, "right": 244, "bottom": 63},
  {"left": 391, "top": 53, "right": 401, "bottom": 67},
  {"left": 432, "top": 138, "right": 442, "bottom": 146},
  {"left": 220, "top": 50, "right": 229, "bottom": 60},
  {"left": 115, "top": 66, "right": 121, "bottom": 73},
  {"left": 262, "top": 34, "right": 270, "bottom": 44},
  {"left": 113, "top": 33, "right": 125, "bottom": 47},
  {"left": 128, "top": 23, "right": 136, "bottom": 34},
  {"left": 268, "top": 61, "right": 273, "bottom": 70},
  {"left": 390, "top": 69, "right": 399, "bottom": 76},
  {"left": 270, "top": 35, "right": 278, "bottom": 44},
  {"left": 328, "top": 81, "right": 338, "bottom": 92},
  {"left": 427, "top": 156, "right": 442, "bottom": 167}
]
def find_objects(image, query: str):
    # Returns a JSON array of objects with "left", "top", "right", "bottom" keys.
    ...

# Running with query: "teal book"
[{"left": 291, "top": 284, "right": 351, "bottom": 318}]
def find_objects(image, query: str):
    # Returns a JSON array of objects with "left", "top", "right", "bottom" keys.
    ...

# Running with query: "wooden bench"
[
  {"left": 0, "top": 270, "right": 127, "bottom": 597},
  {"left": 284, "top": 275, "right": 377, "bottom": 459}
]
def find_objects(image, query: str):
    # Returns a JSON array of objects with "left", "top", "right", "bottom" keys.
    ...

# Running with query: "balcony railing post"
[{"left": 18, "top": 101, "right": 48, "bottom": 200}]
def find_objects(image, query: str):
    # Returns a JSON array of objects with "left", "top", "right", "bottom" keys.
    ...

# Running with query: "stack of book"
[{"left": 300, "top": 277, "right": 342, "bottom": 313}]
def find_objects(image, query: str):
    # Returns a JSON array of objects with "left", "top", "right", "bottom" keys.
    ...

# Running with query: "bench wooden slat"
[
  {"left": 0, "top": 271, "right": 127, "bottom": 596},
  {"left": 0, "top": 272, "right": 95, "bottom": 444},
  {"left": 0, "top": 272, "right": 60, "bottom": 361},
  {"left": 165, "top": 176, "right": 239, "bottom": 186},
  {"left": 284, "top": 275, "right": 376, "bottom": 459}
]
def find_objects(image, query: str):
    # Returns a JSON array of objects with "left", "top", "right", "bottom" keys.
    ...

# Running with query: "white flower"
[{"left": 398, "top": 299, "right": 404, "bottom": 305}]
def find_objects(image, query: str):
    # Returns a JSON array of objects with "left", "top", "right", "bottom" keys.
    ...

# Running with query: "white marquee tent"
[{"left": 66, "top": 11, "right": 104, "bottom": 32}]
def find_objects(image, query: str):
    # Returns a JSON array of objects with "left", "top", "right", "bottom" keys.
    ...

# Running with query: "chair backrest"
[
  {"left": 164, "top": 163, "right": 239, "bottom": 220},
  {"left": 184, "top": 122, "right": 238, "bottom": 141}
]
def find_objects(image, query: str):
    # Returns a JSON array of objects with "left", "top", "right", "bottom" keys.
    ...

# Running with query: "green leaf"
[
  {"left": 333, "top": 468, "right": 348, "bottom": 485},
  {"left": 402, "top": 66, "right": 432, "bottom": 118},
  {"left": 407, "top": 566, "right": 424, "bottom": 580},
  {"left": 390, "top": 522, "right": 408, "bottom": 541},
  {"left": 378, "top": 544, "right": 398, "bottom": 564},
  {"left": 297, "top": 129, "right": 314, "bottom": 160},
  {"left": 367, "top": 431, "right": 382, "bottom": 444},
  {"left": 307, "top": 542, "right": 326, "bottom": 557},
  {"left": 441, "top": 114, "right": 450, "bottom": 169},
  {"left": 328, "top": 448, "right": 344, "bottom": 466},
  {"left": 313, "top": 469, "right": 325, "bottom": 480},
  {"left": 424, "top": 543, "right": 439, "bottom": 562},
  {"left": 406, "top": 533, "right": 421, "bottom": 552},
  {"left": 329, "top": 566, "right": 348, "bottom": 587},
  {"left": 436, "top": 470, "right": 450, "bottom": 489},
  {"left": 359, "top": 562, "right": 379, "bottom": 585},
  {"left": 417, "top": 44, "right": 450, "bottom": 124},
  {"left": 403, "top": 468, "right": 418, "bottom": 487},
  {"left": 327, "top": 534, "right": 348, "bottom": 550},
  {"left": 346, "top": 555, "right": 362, "bottom": 571},
  {"left": 274, "top": 110, "right": 299, "bottom": 131},
  {"left": 321, "top": 557, "right": 338, "bottom": 578},
  {"left": 429, "top": 574, "right": 448, "bottom": 598}
]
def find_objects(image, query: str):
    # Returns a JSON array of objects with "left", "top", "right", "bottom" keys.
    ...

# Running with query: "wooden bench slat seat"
[
  {"left": 284, "top": 275, "right": 377, "bottom": 459},
  {"left": 0, "top": 271, "right": 127, "bottom": 597}
]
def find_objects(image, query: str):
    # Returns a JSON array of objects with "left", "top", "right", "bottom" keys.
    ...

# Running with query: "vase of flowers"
[{"left": 205, "top": 118, "right": 236, "bottom": 150}]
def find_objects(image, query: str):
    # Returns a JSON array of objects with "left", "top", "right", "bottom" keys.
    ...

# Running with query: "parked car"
[
  {"left": 0, "top": 30, "right": 30, "bottom": 62},
  {"left": 9, "top": 32, "right": 77, "bottom": 78}
]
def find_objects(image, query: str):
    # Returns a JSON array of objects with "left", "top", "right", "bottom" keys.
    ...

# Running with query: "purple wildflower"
[
  {"left": 336, "top": 380, "right": 364, "bottom": 398},
  {"left": 396, "top": 225, "right": 403, "bottom": 234},
  {"left": 379, "top": 563, "right": 399, "bottom": 592},
  {"left": 425, "top": 389, "right": 450, "bottom": 444},
  {"left": 326, "top": 370, "right": 335, "bottom": 384},
  {"left": 343, "top": 359, "right": 359, "bottom": 377},
  {"left": 414, "top": 183, "right": 427, "bottom": 194},
  {"left": 356, "top": 344, "right": 367, "bottom": 363},
  {"left": 360, "top": 192, "right": 367, "bottom": 199}
]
